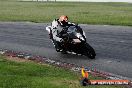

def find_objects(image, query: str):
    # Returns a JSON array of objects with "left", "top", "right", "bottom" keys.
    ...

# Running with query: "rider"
[{"left": 51, "top": 15, "right": 75, "bottom": 52}]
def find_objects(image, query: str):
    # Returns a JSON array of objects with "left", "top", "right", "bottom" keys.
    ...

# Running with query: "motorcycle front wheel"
[{"left": 84, "top": 43, "right": 96, "bottom": 59}]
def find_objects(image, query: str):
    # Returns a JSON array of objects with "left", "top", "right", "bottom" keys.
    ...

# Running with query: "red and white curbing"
[{"left": 0, "top": 49, "right": 132, "bottom": 87}]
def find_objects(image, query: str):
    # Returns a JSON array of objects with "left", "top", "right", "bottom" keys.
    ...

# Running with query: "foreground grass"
[
  {"left": 0, "top": 0, "right": 132, "bottom": 26},
  {"left": 0, "top": 55, "right": 126, "bottom": 88}
]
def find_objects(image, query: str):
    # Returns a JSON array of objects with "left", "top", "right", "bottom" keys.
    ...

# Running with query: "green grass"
[
  {"left": 0, "top": 1, "right": 132, "bottom": 26},
  {"left": 0, "top": 55, "right": 126, "bottom": 88}
]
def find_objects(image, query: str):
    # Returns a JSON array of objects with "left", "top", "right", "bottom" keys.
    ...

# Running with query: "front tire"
[{"left": 84, "top": 43, "right": 96, "bottom": 59}]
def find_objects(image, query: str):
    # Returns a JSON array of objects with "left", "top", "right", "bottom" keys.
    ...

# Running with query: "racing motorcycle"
[{"left": 46, "top": 25, "right": 96, "bottom": 59}]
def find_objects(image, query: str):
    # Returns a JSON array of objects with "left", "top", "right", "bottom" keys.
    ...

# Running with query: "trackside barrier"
[{"left": 0, "top": 49, "right": 132, "bottom": 87}]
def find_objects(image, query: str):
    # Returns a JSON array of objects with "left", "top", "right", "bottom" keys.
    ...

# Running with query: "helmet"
[{"left": 59, "top": 15, "right": 68, "bottom": 22}]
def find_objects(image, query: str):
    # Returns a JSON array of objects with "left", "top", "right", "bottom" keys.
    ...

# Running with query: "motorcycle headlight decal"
[
  {"left": 76, "top": 33, "right": 85, "bottom": 41},
  {"left": 83, "top": 31, "right": 86, "bottom": 38},
  {"left": 76, "top": 33, "right": 82, "bottom": 38},
  {"left": 80, "top": 36, "right": 85, "bottom": 41}
]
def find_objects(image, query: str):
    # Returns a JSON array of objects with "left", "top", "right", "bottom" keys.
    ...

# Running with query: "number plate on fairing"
[{"left": 73, "top": 39, "right": 81, "bottom": 43}]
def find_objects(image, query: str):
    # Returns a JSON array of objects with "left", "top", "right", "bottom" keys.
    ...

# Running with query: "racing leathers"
[{"left": 51, "top": 19, "right": 75, "bottom": 52}]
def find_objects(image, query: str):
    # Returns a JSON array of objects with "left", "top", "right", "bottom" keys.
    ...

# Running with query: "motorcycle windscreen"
[
  {"left": 67, "top": 26, "right": 76, "bottom": 33},
  {"left": 67, "top": 26, "right": 79, "bottom": 39}
]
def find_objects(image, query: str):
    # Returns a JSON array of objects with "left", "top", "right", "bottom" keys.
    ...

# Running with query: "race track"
[{"left": 0, "top": 22, "right": 132, "bottom": 79}]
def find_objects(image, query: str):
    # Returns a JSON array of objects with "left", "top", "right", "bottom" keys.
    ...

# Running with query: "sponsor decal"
[{"left": 90, "top": 80, "right": 129, "bottom": 85}]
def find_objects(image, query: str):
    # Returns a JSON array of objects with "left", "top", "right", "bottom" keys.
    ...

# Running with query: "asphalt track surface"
[{"left": 0, "top": 22, "right": 132, "bottom": 79}]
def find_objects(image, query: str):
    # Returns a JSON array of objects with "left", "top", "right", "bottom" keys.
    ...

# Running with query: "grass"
[
  {"left": 0, "top": 0, "right": 132, "bottom": 26},
  {"left": 0, "top": 55, "right": 126, "bottom": 88}
]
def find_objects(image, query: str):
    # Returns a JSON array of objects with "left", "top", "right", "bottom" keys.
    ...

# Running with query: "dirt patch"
[
  {"left": 5, "top": 56, "right": 50, "bottom": 67},
  {"left": 5, "top": 56, "right": 30, "bottom": 62}
]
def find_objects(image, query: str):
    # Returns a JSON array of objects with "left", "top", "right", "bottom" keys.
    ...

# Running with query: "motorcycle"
[{"left": 46, "top": 25, "right": 96, "bottom": 59}]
